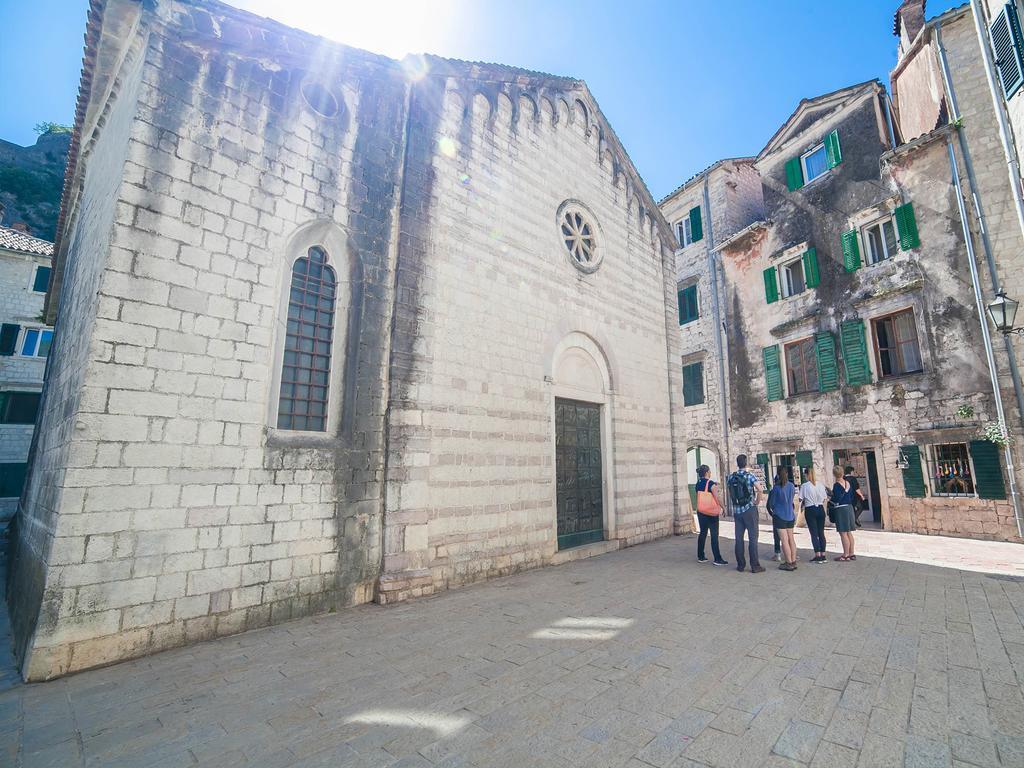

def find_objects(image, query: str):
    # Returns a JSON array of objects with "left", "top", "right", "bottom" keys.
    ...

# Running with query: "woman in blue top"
[
  {"left": 767, "top": 466, "right": 798, "bottom": 571},
  {"left": 829, "top": 465, "right": 857, "bottom": 561}
]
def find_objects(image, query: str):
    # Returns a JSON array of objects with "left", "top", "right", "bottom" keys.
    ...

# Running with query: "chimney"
[{"left": 895, "top": 1, "right": 927, "bottom": 56}]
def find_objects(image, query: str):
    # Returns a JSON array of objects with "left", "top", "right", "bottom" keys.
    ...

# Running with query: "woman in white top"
[{"left": 799, "top": 467, "right": 829, "bottom": 563}]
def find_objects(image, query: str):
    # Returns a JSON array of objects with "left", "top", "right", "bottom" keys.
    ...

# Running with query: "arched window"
[{"left": 277, "top": 246, "right": 336, "bottom": 431}]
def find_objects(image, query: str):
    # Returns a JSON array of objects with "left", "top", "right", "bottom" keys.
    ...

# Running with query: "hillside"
[{"left": 0, "top": 129, "right": 70, "bottom": 240}]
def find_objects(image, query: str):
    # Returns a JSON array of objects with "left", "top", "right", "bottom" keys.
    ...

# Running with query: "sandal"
[
  {"left": 848, "top": 555, "right": 857, "bottom": 561},
  {"left": 834, "top": 555, "right": 851, "bottom": 561}
]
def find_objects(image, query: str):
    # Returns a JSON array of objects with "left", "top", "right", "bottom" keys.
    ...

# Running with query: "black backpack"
[{"left": 728, "top": 472, "right": 752, "bottom": 507}]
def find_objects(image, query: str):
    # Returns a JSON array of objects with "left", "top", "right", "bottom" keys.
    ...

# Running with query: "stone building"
[
  {"left": 659, "top": 161, "right": 762, "bottom": 508},
  {"left": 7, "top": 0, "right": 685, "bottom": 680},
  {"left": 0, "top": 226, "right": 53, "bottom": 537}
]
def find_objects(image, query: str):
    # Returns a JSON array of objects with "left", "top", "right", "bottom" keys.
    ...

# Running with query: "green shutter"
[
  {"left": 679, "top": 285, "right": 698, "bottom": 325},
  {"left": 900, "top": 445, "right": 927, "bottom": 498},
  {"left": 970, "top": 440, "right": 1007, "bottom": 500},
  {"left": 785, "top": 156, "right": 804, "bottom": 191},
  {"left": 991, "top": 4, "right": 1024, "bottom": 99},
  {"left": 689, "top": 206, "right": 703, "bottom": 243},
  {"left": 841, "top": 229, "right": 861, "bottom": 272},
  {"left": 763, "top": 267, "right": 779, "bottom": 304},
  {"left": 756, "top": 452, "right": 771, "bottom": 489},
  {"left": 825, "top": 130, "right": 842, "bottom": 168},
  {"left": 894, "top": 202, "right": 920, "bottom": 250},
  {"left": 0, "top": 324, "right": 18, "bottom": 357},
  {"left": 814, "top": 332, "right": 840, "bottom": 392},
  {"left": 0, "top": 462, "right": 28, "bottom": 498},
  {"left": 796, "top": 450, "right": 813, "bottom": 468},
  {"left": 840, "top": 319, "right": 871, "bottom": 386},
  {"left": 764, "top": 345, "right": 784, "bottom": 402},
  {"left": 803, "top": 248, "right": 820, "bottom": 288},
  {"left": 682, "top": 362, "right": 704, "bottom": 406}
]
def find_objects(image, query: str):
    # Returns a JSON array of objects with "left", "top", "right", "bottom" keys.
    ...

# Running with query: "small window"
[
  {"left": 779, "top": 257, "right": 806, "bottom": 298},
  {"left": 784, "top": 337, "right": 819, "bottom": 396},
  {"left": 801, "top": 144, "right": 829, "bottom": 184},
  {"left": 0, "top": 463, "right": 28, "bottom": 498},
  {"left": 862, "top": 216, "right": 898, "bottom": 265},
  {"left": 678, "top": 284, "right": 698, "bottom": 325},
  {"left": 872, "top": 309, "right": 922, "bottom": 378},
  {"left": 277, "top": 247, "right": 336, "bottom": 432},
  {"left": 927, "top": 443, "right": 975, "bottom": 496},
  {"left": 20, "top": 328, "right": 53, "bottom": 358},
  {"left": 676, "top": 218, "right": 693, "bottom": 247},
  {"left": 682, "top": 361, "right": 704, "bottom": 406},
  {"left": 32, "top": 266, "right": 51, "bottom": 293},
  {"left": 0, "top": 391, "right": 41, "bottom": 424}
]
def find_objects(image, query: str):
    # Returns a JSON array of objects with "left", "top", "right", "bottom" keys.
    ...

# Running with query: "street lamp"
[{"left": 987, "top": 289, "right": 1023, "bottom": 335}]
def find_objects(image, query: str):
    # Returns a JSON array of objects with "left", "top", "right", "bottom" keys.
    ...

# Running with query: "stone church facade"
[{"left": 8, "top": 0, "right": 686, "bottom": 680}]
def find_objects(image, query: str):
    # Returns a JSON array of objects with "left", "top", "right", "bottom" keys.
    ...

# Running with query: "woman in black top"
[{"left": 694, "top": 465, "right": 728, "bottom": 565}]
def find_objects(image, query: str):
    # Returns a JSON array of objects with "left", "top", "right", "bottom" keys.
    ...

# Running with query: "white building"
[{"left": 0, "top": 226, "right": 53, "bottom": 532}]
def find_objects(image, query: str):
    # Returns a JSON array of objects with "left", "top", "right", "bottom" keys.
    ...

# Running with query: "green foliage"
[
  {"left": 0, "top": 164, "right": 63, "bottom": 207},
  {"left": 33, "top": 122, "right": 72, "bottom": 136}
]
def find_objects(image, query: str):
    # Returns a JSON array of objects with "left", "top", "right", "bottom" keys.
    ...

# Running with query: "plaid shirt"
[{"left": 727, "top": 469, "right": 759, "bottom": 514}]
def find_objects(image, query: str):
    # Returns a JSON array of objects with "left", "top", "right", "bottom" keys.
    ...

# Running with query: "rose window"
[{"left": 561, "top": 211, "right": 597, "bottom": 267}]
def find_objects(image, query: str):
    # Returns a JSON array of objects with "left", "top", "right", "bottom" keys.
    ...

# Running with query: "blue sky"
[{"left": 0, "top": 0, "right": 963, "bottom": 200}]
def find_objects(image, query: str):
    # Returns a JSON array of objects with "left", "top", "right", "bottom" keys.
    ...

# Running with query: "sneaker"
[
  {"left": 751, "top": 566, "right": 766, "bottom": 573},
  {"left": 697, "top": 556, "right": 709, "bottom": 563},
  {"left": 771, "top": 553, "right": 781, "bottom": 562},
  {"left": 780, "top": 562, "right": 797, "bottom": 571},
  {"left": 736, "top": 565, "right": 746, "bottom": 572},
  {"left": 713, "top": 559, "right": 729, "bottom": 566}
]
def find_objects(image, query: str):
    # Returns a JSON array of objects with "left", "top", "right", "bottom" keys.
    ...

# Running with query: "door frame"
[
  {"left": 550, "top": 384, "right": 616, "bottom": 547},
  {"left": 825, "top": 439, "right": 891, "bottom": 530}
]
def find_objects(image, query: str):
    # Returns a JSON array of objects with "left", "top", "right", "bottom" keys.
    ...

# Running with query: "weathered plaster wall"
[{"left": 722, "top": 85, "right": 1018, "bottom": 541}]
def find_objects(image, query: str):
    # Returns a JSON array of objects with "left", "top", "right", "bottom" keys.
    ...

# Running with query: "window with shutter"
[
  {"left": 803, "top": 248, "right": 820, "bottom": 288},
  {"left": 0, "top": 324, "right": 19, "bottom": 357},
  {"left": 682, "top": 361, "right": 704, "bottom": 407},
  {"left": 970, "top": 440, "right": 1007, "bottom": 499},
  {"left": 840, "top": 319, "right": 871, "bottom": 386},
  {"left": 841, "top": 230, "right": 861, "bottom": 272},
  {"left": 814, "top": 332, "right": 840, "bottom": 392},
  {"left": 763, "top": 345, "right": 784, "bottom": 402},
  {"left": 756, "top": 452, "right": 772, "bottom": 490},
  {"left": 893, "top": 202, "right": 920, "bottom": 250},
  {"left": 900, "top": 445, "right": 927, "bottom": 498},
  {"left": 678, "top": 284, "right": 698, "bottom": 325},
  {"left": 32, "top": 266, "right": 51, "bottom": 293},
  {"left": 0, "top": 391, "right": 42, "bottom": 425},
  {"left": 825, "top": 130, "right": 842, "bottom": 168},
  {"left": 785, "top": 157, "right": 804, "bottom": 191},
  {"left": 785, "top": 337, "right": 819, "bottom": 396},
  {"left": 0, "top": 463, "right": 28, "bottom": 498},
  {"left": 991, "top": 4, "right": 1024, "bottom": 99},
  {"left": 689, "top": 206, "right": 703, "bottom": 243},
  {"left": 763, "top": 267, "right": 779, "bottom": 304}
]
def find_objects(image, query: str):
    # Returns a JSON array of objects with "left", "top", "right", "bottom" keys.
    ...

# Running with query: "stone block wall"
[
  {"left": 11, "top": 0, "right": 410, "bottom": 680},
  {"left": 379, "top": 74, "right": 684, "bottom": 599}
]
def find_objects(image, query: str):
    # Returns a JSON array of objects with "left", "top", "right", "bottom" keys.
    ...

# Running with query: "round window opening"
[
  {"left": 301, "top": 81, "right": 339, "bottom": 118},
  {"left": 561, "top": 209, "right": 598, "bottom": 271}
]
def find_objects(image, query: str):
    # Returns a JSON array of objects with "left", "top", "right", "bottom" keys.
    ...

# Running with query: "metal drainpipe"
[
  {"left": 703, "top": 177, "right": 731, "bottom": 470},
  {"left": 946, "top": 136, "right": 1023, "bottom": 536},
  {"left": 936, "top": 20, "right": 1024, "bottom": 536}
]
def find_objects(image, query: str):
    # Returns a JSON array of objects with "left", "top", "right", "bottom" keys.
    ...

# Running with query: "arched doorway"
[
  {"left": 686, "top": 445, "right": 720, "bottom": 512},
  {"left": 550, "top": 332, "right": 615, "bottom": 550}
]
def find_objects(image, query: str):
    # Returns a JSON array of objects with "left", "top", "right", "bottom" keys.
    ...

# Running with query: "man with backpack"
[{"left": 727, "top": 454, "right": 765, "bottom": 573}]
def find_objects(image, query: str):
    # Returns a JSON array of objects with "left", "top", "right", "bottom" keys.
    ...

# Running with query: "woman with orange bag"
[{"left": 695, "top": 464, "right": 728, "bottom": 565}]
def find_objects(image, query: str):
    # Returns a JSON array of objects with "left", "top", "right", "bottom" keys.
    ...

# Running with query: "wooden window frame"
[
  {"left": 800, "top": 143, "right": 829, "bottom": 184},
  {"left": 871, "top": 308, "right": 923, "bottom": 379},
  {"left": 779, "top": 257, "right": 807, "bottom": 299},
  {"left": 861, "top": 214, "right": 898, "bottom": 266},
  {"left": 784, "top": 337, "right": 819, "bottom": 397},
  {"left": 676, "top": 217, "right": 693, "bottom": 248}
]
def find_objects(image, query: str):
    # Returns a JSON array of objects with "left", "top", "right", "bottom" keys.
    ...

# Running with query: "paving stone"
[
  {"left": 904, "top": 735, "right": 952, "bottom": 768},
  {"left": 773, "top": 720, "right": 824, "bottom": 762},
  {"left": 857, "top": 733, "right": 904, "bottom": 768},
  {"left": 810, "top": 739, "right": 859, "bottom": 768},
  {"left": 948, "top": 732, "right": 999, "bottom": 768}
]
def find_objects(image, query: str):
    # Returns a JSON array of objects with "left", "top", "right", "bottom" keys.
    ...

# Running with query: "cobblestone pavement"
[{"left": 2, "top": 530, "right": 1024, "bottom": 767}]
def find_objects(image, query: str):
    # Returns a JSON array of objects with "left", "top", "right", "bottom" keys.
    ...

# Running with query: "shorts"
[
  {"left": 772, "top": 515, "right": 795, "bottom": 530},
  {"left": 833, "top": 504, "right": 856, "bottom": 533}
]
